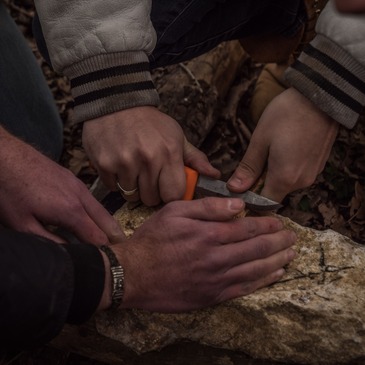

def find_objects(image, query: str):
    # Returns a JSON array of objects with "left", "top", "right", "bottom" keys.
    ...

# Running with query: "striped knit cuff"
[
  {"left": 285, "top": 34, "right": 365, "bottom": 129},
  {"left": 63, "top": 51, "right": 160, "bottom": 123}
]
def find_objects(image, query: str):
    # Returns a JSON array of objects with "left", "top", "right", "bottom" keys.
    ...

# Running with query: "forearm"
[
  {"left": 0, "top": 229, "right": 106, "bottom": 350},
  {"left": 34, "top": 0, "right": 159, "bottom": 123},
  {"left": 285, "top": 0, "right": 365, "bottom": 128}
]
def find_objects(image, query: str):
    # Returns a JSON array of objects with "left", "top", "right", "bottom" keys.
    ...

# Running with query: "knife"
[{"left": 183, "top": 166, "right": 282, "bottom": 211}]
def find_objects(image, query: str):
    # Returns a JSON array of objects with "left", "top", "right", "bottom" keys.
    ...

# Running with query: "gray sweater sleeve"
[
  {"left": 285, "top": 0, "right": 365, "bottom": 129},
  {"left": 34, "top": 0, "right": 159, "bottom": 123}
]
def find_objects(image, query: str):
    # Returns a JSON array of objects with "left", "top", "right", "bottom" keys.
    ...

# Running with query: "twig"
[
  {"left": 236, "top": 117, "right": 252, "bottom": 142},
  {"left": 178, "top": 63, "right": 203, "bottom": 93},
  {"left": 8, "top": 2, "right": 34, "bottom": 18},
  {"left": 222, "top": 79, "right": 253, "bottom": 121}
]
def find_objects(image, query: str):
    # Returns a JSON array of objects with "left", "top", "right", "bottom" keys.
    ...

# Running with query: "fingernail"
[
  {"left": 229, "top": 198, "right": 244, "bottom": 211},
  {"left": 288, "top": 248, "right": 297, "bottom": 260},
  {"left": 290, "top": 231, "right": 297, "bottom": 243},
  {"left": 227, "top": 177, "right": 242, "bottom": 189},
  {"left": 276, "top": 268, "right": 286, "bottom": 278}
]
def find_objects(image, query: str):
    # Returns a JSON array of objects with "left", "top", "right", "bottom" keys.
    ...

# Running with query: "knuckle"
[
  {"left": 201, "top": 197, "right": 220, "bottom": 213},
  {"left": 96, "top": 153, "right": 115, "bottom": 172},
  {"left": 254, "top": 237, "right": 271, "bottom": 258},
  {"left": 237, "top": 160, "right": 257, "bottom": 176},
  {"left": 139, "top": 148, "right": 155, "bottom": 164},
  {"left": 242, "top": 218, "right": 258, "bottom": 238},
  {"left": 240, "top": 282, "right": 255, "bottom": 296},
  {"left": 250, "top": 262, "right": 265, "bottom": 281},
  {"left": 64, "top": 199, "right": 84, "bottom": 214}
]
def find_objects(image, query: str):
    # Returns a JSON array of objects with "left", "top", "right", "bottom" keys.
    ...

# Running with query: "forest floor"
[{"left": 3, "top": 1, "right": 365, "bottom": 364}]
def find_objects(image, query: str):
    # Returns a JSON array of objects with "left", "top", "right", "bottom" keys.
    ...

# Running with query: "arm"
[
  {"left": 0, "top": 229, "right": 105, "bottom": 349},
  {"left": 228, "top": 0, "right": 365, "bottom": 202},
  {"left": 115, "top": 198, "right": 296, "bottom": 312},
  {"left": 0, "top": 126, "right": 124, "bottom": 244},
  {"left": 285, "top": 0, "right": 365, "bottom": 129},
  {"left": 33, "top": 0, "right": 159, "bottom": 122},
  {"left": 1, "top": 198, "right": 296, "bottom": 349},
  {"left": 34, "top": 1, "right": 218, "bottom": 205}
]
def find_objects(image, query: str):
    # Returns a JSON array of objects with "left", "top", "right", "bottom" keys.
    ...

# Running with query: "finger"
[
  {"left": 226, "top": 247, "right": 296, "bottom": 284},
  {"left": 166, "top": 197, "right": 246, "bottom": 222},
  {"left": 183, "top": 140, "right": 221, "bottom": 179},
  {"left": 227, "top": 138, "right": 268, "bottom": 193},
  {"left": 21, "top": 219, "right": 67, "bottom": 244},
  {"left": 218, "top": 268, "right": 286, "bottom": 302},
  {"left": 199, "top": 216, "right": 286, "bottom": 249},
  {"left": 260, "top": 176, "right": 289, "bottom": 203},
  {"left": 138, "top": 163, "right": 162, "bottom": 207},
  {"left": 116, "top": 170, "right": 140, "bottom": 202},
  {"left": 60, "top": 211, "right": 109, "bottom": 245},
  {"left": 217, "top": 230, "right": 296, "bottom": 267},
  {"left": 99, "top": 169, "right": 119, "bottom": 192},
  {"left": 159, "top": 162, "right": 186, "bottom": 203},
  {"left": 82, "top": 196, "right": 126, "bottom": 243}
]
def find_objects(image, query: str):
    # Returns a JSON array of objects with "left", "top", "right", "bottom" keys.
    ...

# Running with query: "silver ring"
[{"left": 116, "top": 182, "right": 138, "bottom": 196}]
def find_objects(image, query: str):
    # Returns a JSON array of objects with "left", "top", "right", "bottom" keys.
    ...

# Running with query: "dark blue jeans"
[
  {"left": 0, "top": 3, "right": 63, "bottom": 160},
  {"left": 34, "top": 0, "right": 305, "bottom": 69}
]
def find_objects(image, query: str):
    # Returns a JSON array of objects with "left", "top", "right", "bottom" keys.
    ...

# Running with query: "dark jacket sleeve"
[{"left": 0, "top": 229, "right": 105, "bottom": 350}]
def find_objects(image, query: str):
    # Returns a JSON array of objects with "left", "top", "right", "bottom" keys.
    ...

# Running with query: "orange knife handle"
[{"left": 183, "top": 166, "right": 199, "bottom": 200}]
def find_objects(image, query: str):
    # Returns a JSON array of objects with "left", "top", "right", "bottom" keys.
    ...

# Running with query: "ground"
[{"left": 3, "top": 1, "right": 365, "bottom": 364}]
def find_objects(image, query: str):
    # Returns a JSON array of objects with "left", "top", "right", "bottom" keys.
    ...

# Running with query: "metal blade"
[{"left": 195, "top": 175, "right": 282, "bottom": 211}]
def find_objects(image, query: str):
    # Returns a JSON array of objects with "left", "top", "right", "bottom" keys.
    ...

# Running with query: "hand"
[
  {"left": 82, "top": 106, "right": 220, "bottom": 206},
  {"left": 0, "top": 128, "right": 124, "bottom": 244},
  {"left": 227, "top": 88, "right": 339, "bottom": 202},
  {"left": 110, "top": 197, "right": 296, "bottom": 313}
]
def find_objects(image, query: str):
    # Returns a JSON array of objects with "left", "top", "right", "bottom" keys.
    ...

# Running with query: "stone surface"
[{"left": 95, "top": 203, "right": 365, "bottom": 365}]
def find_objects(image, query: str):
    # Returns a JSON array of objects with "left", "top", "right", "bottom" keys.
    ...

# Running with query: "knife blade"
[{"left": 183, "top": 166, "right": 282, "bottom": 211}]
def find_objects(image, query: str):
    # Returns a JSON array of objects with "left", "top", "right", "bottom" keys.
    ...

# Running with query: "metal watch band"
[{"left": 100, "top": 245, "right": 124, "bottom": 310}]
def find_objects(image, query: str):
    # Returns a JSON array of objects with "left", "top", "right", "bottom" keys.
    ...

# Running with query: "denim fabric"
[
  {"left": 0, "top": 3, "right": 63, "bottom": 160},
  {"left": 33, "top": 0, "right": 305, "bottom": 70}
]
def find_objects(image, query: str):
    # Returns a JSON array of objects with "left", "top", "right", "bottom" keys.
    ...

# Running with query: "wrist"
[
  {"left": 64, "top": 52, "right": 160, "bottom": 123},
  {"left": 97, "top": 250, "right": 113, "bottom": 311},
  {"left": 98, "top": 245, "right": 125, "bottom": 311}
]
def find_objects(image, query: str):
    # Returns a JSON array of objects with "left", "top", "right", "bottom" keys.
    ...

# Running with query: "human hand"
[
  {"left": 82, "top": 106, "right": 220, "bottom": 206},
  {"left": 0, "top": 128, "right": 124, "bottom": 244},
  {"left": 110, "top": 197, "right": 296, "bottom": 313},
  {"left": 227, "top": 88, "right": 339, "bottom": 202}
]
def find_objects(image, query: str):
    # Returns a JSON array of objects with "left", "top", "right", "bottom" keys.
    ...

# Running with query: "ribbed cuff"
[
  {"left": 285, "top": 34, "right": 365, "bottom": 129},
  {"left": 63, "top": 244, "right": 105, "bottom": 324},
  {"left": 64, "top": 51, "right": 160, "bottom": 123}
]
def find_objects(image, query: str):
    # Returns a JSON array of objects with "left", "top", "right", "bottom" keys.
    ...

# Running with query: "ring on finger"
[{"left": 116, "top": 182, "right": 138, "bottom": 196}]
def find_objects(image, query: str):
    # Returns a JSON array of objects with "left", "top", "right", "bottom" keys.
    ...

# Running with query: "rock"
[{"left": 96, "top": 203, "right": 365, "bottom": 365}]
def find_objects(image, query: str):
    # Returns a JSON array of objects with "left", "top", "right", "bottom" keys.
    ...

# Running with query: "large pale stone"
[{"left": 95, "top": 203, "right": 365, "bottom": 365}]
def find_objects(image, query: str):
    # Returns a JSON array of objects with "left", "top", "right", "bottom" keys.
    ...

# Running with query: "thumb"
[
  {"left": 183, "top": 139, "right": 221, "bottom": 178},
  {"left": 227, "top": 142, "right": 268, "bottom": 193}
]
